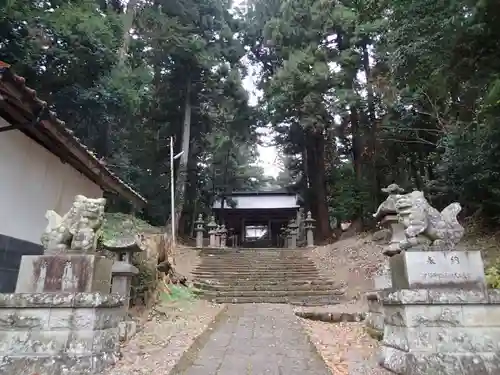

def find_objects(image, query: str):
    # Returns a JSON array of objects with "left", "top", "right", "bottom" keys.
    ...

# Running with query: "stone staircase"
[{"left": 192, "top": 248, "right": 345, "bottom": 306}]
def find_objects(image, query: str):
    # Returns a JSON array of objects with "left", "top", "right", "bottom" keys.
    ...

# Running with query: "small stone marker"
[{"left": 389, "top": 250, "right": 486, "bottom": 290}]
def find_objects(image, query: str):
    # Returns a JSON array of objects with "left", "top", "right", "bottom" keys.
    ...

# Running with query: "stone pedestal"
[
  {"left": 15, "top": 254, "right": 113, "bottom": 294},
  {"left": 379, "top": 289, "right": 500, "bottom": 375},
  {"left": 379, "top": 250, "right": 500, "bottom": 375},
  {"left": 366, "top": 259, "right": 392, "bottom": 336},
  {"left": 0, "top": 292, "right": 124, "bottom": 374}
]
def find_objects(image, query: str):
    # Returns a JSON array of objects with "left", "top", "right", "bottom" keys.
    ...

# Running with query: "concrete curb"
[
  {"left": 295, "top": 310, "right": 366, "bottom": 322},
  {"left": 295, "top": 312, "right": 336, "bottom": 374},
  {"left": 167, "top": 304, "right": 230, "bottom": 375}
]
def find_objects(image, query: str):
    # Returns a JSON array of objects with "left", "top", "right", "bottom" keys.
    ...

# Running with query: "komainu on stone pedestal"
[
  {"left": 374, "top": 184, "right": 464, "bottom": 252},
  {"left": 41, "top": 195, "right": 106, "bottom": 253}
]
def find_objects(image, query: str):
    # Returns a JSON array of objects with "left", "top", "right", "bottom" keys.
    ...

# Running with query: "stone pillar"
[
  {"left": 304, "top": 211, "right": 316, "bottom": 247},
  {"left": 296, "top": 208, "right": 305, "bottom": 241},
  {"left": 2, "top": 195, "right": 124, "bottom": 374},
  {"left": 194, "top": 214, "right": 204, "bottom": 248},
  {"left": 207, "top": 216, "right": 217, "bottom": 248},
  {"left": 288, "top": 220, "right": 298, "bottom": 249},
  {"left": 220, "top": 225, "right": 228, "bottom": 248},
  {"left": 215, "top": 225, "right": 221, "bottom": 248}
]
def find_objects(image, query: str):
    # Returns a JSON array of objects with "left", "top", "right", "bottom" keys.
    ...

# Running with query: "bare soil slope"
[{"left": 306, "top": 234, "right": 386, "bottom": 302}]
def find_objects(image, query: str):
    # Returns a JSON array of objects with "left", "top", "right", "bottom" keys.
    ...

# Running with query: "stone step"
[
  {"left": 192, "top": 273, "right": 320, "bottom": 280},
  {"left": 192, "top": 269, "right": 319, "bottom": 275},
  {"left": 193, "top": 265, "right": 318, "bottom": 273},
  {"left": 199, "top": 255, "right": 307, "bottom": 259},
  {"left": 198, "top": 258, "right": 313, "bottom": 263},
  {"left": 197, "top": 289, "right": 342, "bottom": 299},
  {"left": 200, "top": 295, "right": 344, "bottom": 306},
  {"left": 196, "top": 269, "right": 318, "bottom": 273},
  {"left": 193, "top": 281, "right": 340, "bottom": 292},
  {"left": 198, "top": 261, "right": 313, "bottom": 265},
  {"left": 193, "top": 279, "right": 337, "bottom": 287}
]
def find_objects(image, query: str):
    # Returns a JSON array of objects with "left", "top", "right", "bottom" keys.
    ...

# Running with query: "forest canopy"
[{"left": 2, "top": 0, "right": 500, "bottom": 240}]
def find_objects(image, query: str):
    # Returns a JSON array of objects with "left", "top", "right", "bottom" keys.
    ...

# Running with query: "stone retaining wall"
[{"left": 0, "top": 292, "right": 124, "bottom": 375}]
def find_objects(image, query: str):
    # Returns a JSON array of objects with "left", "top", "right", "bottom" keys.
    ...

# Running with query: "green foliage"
[
  {"left": 159, "top": 285, "right": 199, "bottom": 302},
  {"left": 486, "top": 264, "right": 500, "bottom": 289},
  {"left": 100, "top": 213, "right": 160, "bottom": 243}
]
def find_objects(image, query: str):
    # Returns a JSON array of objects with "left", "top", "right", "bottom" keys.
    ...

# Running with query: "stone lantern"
[
  {"left": 219, "top": 224, "right": 228, "bottom": 248},
  {"left": 288, "top": 220, "right": 298, "bottom": 249},
  {"left": 215, "top": 225, "right": 222, "bottom": 248},
  {"left": 207, "top": 216, "right": 217, "bottom": 247},
  {"left": 304, "top": 211, "right": 316, "bottom": 247},
  {"left": 194, "top": 214, "right": 204, "bottom": 248},
  {"left": 280, "top": 225, "right": 288, "bottom": 248},
  {"left": 103, "top": 235, "right": 141, "bottom": 310}
]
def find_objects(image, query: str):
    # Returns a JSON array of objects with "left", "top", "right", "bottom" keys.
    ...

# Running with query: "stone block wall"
[
  {"left": 0, "top": 292, "right": 124, "bottom": 375},
  {"left": 379, "top": 289, "right": 500, "bottom": 375}
]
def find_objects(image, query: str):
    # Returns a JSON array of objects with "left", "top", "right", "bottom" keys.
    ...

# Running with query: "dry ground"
[
  {"left": 108, "top": 246, "right": 224, "bottom": 375},
  {"left": 108, "top": 300, "right": 224, "bottom": 375},
  {"left": 300, "top": 234, "right": 390, "bottom": 374}
]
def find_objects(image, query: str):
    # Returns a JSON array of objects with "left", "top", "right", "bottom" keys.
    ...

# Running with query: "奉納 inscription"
[{"left": 391, "top": 250, "right": 486, "bottom": 289}]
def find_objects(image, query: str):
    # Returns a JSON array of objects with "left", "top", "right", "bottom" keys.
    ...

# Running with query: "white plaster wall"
[
  {"left": 213, "top": 194, "right": 299, "bottom": 209},
  {"left": 0, "top": 117, "right": 103, "bottom": 244}
]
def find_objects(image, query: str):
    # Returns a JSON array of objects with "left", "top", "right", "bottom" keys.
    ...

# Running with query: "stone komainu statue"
[
  {"left": 41, "top": 195, "right": 106, "bottom": 253},
  {"left": 374, "top": 184, "right": 464, "bottom": 251}
]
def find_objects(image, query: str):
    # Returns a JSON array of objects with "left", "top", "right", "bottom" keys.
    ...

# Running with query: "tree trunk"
[
  {"left": 305, "top": 128, "right": 331, "bottom": 241},
  {"left": 362, "top": 41, "right": 380, "bottom": 208},
  {"left": 174, "top": 77, "right": 192, "bottom": 233},
  {"left": 350, "top": 106, "right": 362, "bottom": 182},
  {"left": 118, "top": 0, "right": 138, "bottom": 66}
]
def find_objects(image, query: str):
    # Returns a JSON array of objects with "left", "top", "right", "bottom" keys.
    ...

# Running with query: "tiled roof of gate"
[{"left": 0, "top": 64, "right": 146, "bottom": 206}]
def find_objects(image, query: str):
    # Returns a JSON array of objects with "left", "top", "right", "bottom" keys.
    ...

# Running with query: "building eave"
[{"left": 0, "top": 65, "right": 146, "bottom": 207}]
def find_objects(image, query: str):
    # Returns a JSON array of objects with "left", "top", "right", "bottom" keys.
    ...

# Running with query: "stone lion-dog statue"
[{"left": 374, "top": 184, "right": 464, "bottom": 252}]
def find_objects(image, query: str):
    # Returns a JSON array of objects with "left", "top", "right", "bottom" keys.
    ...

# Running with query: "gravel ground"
[
  {"left": 300, "top": 318, "right": 390, "bottom": 375},
  {"left": 108, "top": 300, "right": 225, "bottom": 375}
]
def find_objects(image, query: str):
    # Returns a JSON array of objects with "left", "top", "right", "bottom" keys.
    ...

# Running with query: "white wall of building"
[
  {"left": 213, "top": 194, "right": 298, "bottom": 209},
  {"left": 0, "top": 117, "right": 103, "bottom": 244}
]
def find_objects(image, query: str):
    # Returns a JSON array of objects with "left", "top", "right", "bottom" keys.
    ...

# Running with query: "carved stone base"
[
  {"left": 0, "top": 292, "right": 124, "bottom": 375},
  {"left": 15, "top": 254, "right": 113, "bottom": 294},
  {"left": 379, "top": 289, "right": 500, "bottom": 375}
]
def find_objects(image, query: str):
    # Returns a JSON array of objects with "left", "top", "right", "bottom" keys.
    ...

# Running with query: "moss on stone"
[
  {"left": 100, "top": 213, "right": 160, "bottom": 243},
  {"left": 364, "top": 326, "right": 383, "bottom": 341}
]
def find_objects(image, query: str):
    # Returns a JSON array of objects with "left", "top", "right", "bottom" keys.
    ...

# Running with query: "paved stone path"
[{"left": 176, "top": 304, "right": 332, "bottom": 375}]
